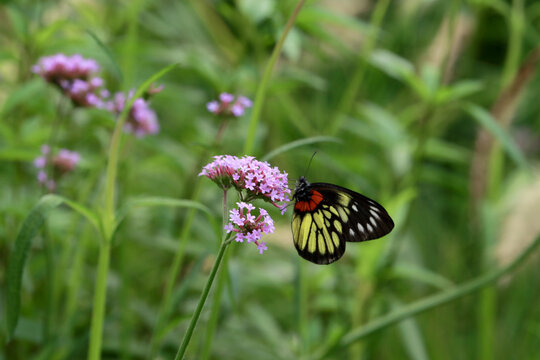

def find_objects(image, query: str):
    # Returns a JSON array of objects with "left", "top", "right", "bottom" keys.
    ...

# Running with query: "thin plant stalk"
[
  {"left": 200, "top": 251, "right": 228, "bottom": 360},
  {"left": 327, "top": 0, "right": 390, "bottom": 134},
  {"left": 478, "top": 1, "right": 523, "bottom": 356},
  {"left": 297, "top": 258, "right": 308, "bottom": 359},
  {"left": 87, "top": 64, "right": 175, "bottom": 360},
  {"left": 87, "top": 241, "right": 111, "bottom": 360},
  {"left": 174, "top": 190, "right": 231, "bottom": 360},
  {"left": 243, "top": 0, "right": 306, "bottom": 155},
  {"left": 501, "top": 0, "right": 525, "bottom": 87},
  {"left": 150, "top": 118, "right": 231, "bottom": 357},
  {"left": 87, "top": 111, "right": 129, "bottom": 360},
  {"left": 313, "top": 233, "right": 540, "bottom": 359}
]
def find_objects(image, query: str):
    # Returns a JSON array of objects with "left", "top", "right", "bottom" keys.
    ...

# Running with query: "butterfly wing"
[{"left": 292, "top": 183, "right": 394, "bottom": 265}]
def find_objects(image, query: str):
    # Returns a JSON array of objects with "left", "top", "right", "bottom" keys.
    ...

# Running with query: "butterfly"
[{"left": 291, "top": 176, "right": 394, "bottom": 264}]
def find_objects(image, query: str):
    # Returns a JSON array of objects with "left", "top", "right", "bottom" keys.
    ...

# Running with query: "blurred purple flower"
[
  {"left": 206, "top": 101, "right": 219, "bottom": 113},
  {"left": 107, "top": 92, "right": 160, "bottom": 137},
  {"left": 219, "top": 93, "right": 234, "bottom": 103},
  {"left": 53, "top": 149, "right": 81, "bottom": 173},
  {"left": 206, "top": 93, "right": 253, "bottom": 118},
  {"left": 37, "top": 170, "right": 47, "bottom": 183},
  {"left": 199, "top": 155, "right": 291, "bottom": 210},
  {"left": 32, "top": 53, "right": 99, "bottom": 81},
  {"left": 32, "top": 53, "right": 108, "bottom": 109},
  {"left": 33, "top": 145, "right": 81, "bottom": 191}
]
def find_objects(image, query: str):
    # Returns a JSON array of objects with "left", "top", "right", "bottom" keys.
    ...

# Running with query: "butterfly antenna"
[{"left": 304, "top": 151, "right": 318, "bottom": 177}]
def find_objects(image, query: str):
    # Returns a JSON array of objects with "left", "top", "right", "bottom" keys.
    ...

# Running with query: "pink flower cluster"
[
  {"left": 33, "top": 145, "right": 81, "bottom": 192},
  {"left": 207, "top": 93, "right": 252, "bottom": 117},
  {"left": 199, "top": 155, "right": 291, "bottom": 211},
  {"left": 32, "top": 53, "right": 100, "bottom": 80},
  {"left": 107, "top": 92, "right": 159, "bottom": 137},
  {"left": 32, "top": 53, "right": 162, "bottom": 137},
  {"left": 32, "top": 54, "right": 108, "bottom": 109},
  {"left": 225, "top": 202, "right": 273, "bottom": 254}
]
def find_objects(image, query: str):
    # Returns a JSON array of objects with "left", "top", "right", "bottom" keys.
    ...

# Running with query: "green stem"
[
  {"left": 243, "top": 0, "right": 306, "bottom": 155},
  {"left": 174, "top": 189, "right": 230, "bottom": 360},
  {"left": 313, "top": 234, "right": 540, "bottom": 359},
  {"left": 103, "top": 117, "right": 124, "bottom": 240},
  {"left": 149, "top": 181, "right": 203, "bottom": 356},
  {"left": 501, "top": 0, "right": 524, "bottom": 88},
  {"left": 88, "top": 63, "right": 176, "bottom": 360},
  {"left": 327, "top": 0, "right": 390, "bottom": 134},
  {"left": 297, "top": 258, "right": 308, "bottom": 359},
  {"left": 150, "top": 118, "right": 230, "bottom": 357},
  {"left": 201, "top": 251, "right": 229, "bottom": 360},
  {"left": 87, "top": 241, "right": 111, "bottom": 360},
  {"left": 201, "top": 187, "right": 231, "bottom": 359}
]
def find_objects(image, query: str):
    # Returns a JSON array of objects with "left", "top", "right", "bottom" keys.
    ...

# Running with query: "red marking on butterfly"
[{"left": 294, "top": 190, "right": 323, "bottom": 212}]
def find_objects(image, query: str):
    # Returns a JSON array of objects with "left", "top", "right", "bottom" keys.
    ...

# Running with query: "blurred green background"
[{"left": 2, "top": 0, "right": 540, "bottom": 359}]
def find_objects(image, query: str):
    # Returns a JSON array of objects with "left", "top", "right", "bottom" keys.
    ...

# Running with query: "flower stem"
[
  {"left": 87, "top": 241, "right": 111, "bottom": 360},
  {"left": 174, "top": 240, "right": 229, "bottom": 360},
  {"left": 243, "top": 0, "right": 306, "bottom": 155},
  {"left": 173, "top": 190, "right": 230, "bottom": 360}
]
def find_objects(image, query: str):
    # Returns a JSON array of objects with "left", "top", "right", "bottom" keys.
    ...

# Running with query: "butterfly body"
[{"left": 292, "top": 176, "right": 394, "bottom": 265}]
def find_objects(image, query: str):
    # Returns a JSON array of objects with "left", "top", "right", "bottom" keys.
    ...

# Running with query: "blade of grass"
[
  {"left": 86, "top": 29, "right": 123, "bottom": 83},
  {"left": 243, "top": 0, "right": 307, "bottom": 155},
  {"left": 327, "top": 0, "right": 391, "bottom": 134},
  {"left": 312, "top": 233, "right": 540, "bottom": 359},
  {"left": 464, "top": 103, "right": 528, "bottom": 171},
  {"left": 102, "top": 62, "right": 178, "bottom": 240},
  {"left": 5, "top": 195, "right": 62, "bottom": 339},
  {"left": 89, "top": 62, "right": 178, "bottom": 360},
  {"left": 261, "top": 136, "right": 341, "bottom": 161}
]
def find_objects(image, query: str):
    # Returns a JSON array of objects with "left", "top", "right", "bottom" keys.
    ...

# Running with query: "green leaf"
[
  {"left": 392, "top": 263, "right": 454, "bottom": 290},
  {"left": 6, "top": 195, "right": 62, "bottom": 338},
  {"left": 50, "top": 195, "right": 101, "bottom": 233},
  {"left": 424, "top": 138, "right": 470, "bottom": 165},
  {"left": 5, "top": 6, "right": 27, "bottom": 41},
  {"left": 0, "top": 79, "right": 45, "bottom": 117},
  {"left": 261, "top": 136, "right": 342, "bottom": 161},
  {"left": 359, "top": 102, "right": 405, "bottom": 143},
  {"left": 238, "top": 0, "right": 275, "bottom": 24},
  {"left": 0, "top": 148, "right": 38, "bottom": 162},
  {"left": 5, "top": 194, "right": 100, "bottom": 339},
  {"left": 370, "top": 50, "right": 415, "bottom": 79},
  {"left": 116, "top": 63, "right": 179, "bottom": 132},
  {"left": 297, "top": 6, "right": 373, "bottom": 35},
  {"left": 436, "top": 80, "right": 483, "bottom": 103},
  {"left": 86, "top": 29, "right": 123, "bottom": 83},
  {"left": 463, "top": 103, "right": 529, "bottom": 170},
  {"left": 391, "top": 297, "right": 429, "bottom": 360}
]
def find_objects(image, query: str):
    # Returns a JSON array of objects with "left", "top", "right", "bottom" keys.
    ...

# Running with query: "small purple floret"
[
  {"left": 225, "top": 202, "right": 275, "bottom": 252},
  {"left": 206, "top": 93, "right": 253, "bottom": 118}
]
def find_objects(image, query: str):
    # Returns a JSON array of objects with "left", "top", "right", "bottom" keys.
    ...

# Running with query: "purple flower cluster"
[
  {"left": 32, "top": 54, "right": 108, "bottom": 109},
  {"left": 107, "top": 92, "right": 159, "bottom": 137},
  {"left": 32, "top": 53, "right": 161, "bottom": 137},
  {"left": 199, "top": 155, "right": 291, "bottom": 211},
  {"left": 207, "top": 93, "right": 252, "bottom": 117},
  {"left": 32, "top": 53, "right": 100, "bottom": 81},
  {"left": 34, "top": 145, "right": 81, "bottom": 192},
  {"left": 225, "top": 202, "right": 273, "bottom": 254}
]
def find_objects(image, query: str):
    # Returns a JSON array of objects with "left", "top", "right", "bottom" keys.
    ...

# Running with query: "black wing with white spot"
[
  {"left": 311, "top": 183, "right": 394, "bottom": 242},
  {"left": 291, "top": 182, "right": 394, "bottom": 265}
]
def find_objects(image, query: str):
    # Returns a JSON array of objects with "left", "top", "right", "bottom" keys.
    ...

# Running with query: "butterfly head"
[{"left": 294, "top": 176, "right": 311, "bottom": 201}]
